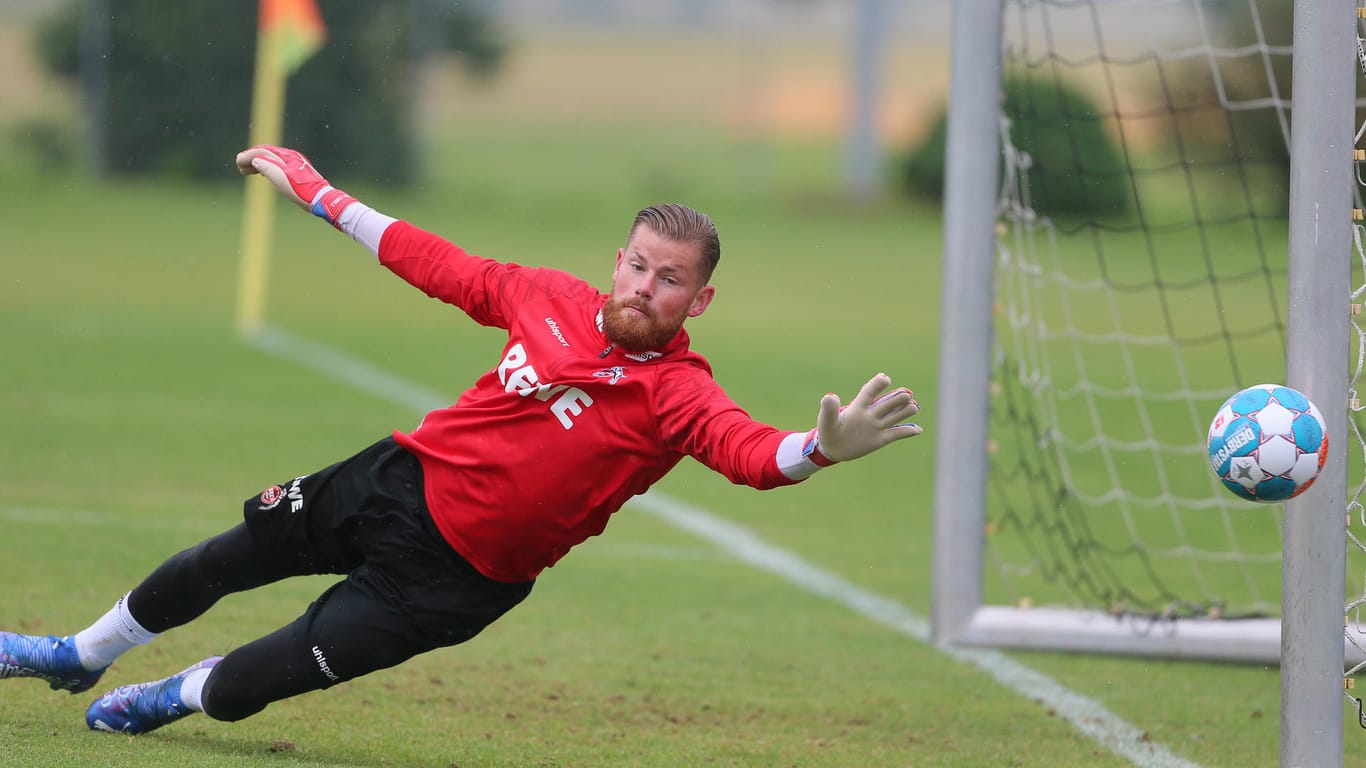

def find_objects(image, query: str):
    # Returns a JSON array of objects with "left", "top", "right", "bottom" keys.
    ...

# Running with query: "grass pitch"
[
  {"left": 0, "top": 25, "right": 1361, "bottom": 768},
  {"left": 0, "top": 125, "right": 1318, "bottom": 768}
]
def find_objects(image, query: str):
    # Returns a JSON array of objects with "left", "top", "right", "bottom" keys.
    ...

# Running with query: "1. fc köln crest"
[{"left": 593, "top": 366, "right": 626, "bottom": 385}]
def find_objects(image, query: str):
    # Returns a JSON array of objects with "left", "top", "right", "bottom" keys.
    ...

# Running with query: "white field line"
[
  {"left": 634, "top": 493, "right": 1201, "bottom": 768},
  {"left": 244, "top": 324, "right": 1199, "bottom": 768}
]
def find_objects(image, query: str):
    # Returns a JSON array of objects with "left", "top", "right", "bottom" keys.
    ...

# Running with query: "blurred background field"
[{"left": 0, "top": 0, "right": 1353, "bottom": 766}]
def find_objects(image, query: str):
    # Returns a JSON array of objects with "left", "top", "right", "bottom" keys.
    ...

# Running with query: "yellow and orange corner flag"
[
  {"left": 261, "top": 0, "right": 326, "bottom": 75},
  {"left": 237, "top": 0, "right": 326, "bottom": 337}
]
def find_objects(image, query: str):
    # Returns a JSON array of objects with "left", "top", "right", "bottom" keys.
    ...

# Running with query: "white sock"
[
  {"left": 73, "top": 593, "right": 160, "bottom": 670},
  {"left": 178, "top": 668, "right": 212, "bottom": 712}
]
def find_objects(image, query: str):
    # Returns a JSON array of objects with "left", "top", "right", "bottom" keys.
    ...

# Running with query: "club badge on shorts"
[
  {"left": 258, "top": 485, "right": 285, "bottom": 511},
  {"left": 257, "top": 476, "right": 308, "bottom": 512}
]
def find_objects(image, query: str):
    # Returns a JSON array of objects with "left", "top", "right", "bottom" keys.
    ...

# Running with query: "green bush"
[
  {"left": 902, "top": 74, "right": 1132, "bottom": 220},
  {"left": 33, "top": 0, "right": 505, "bottom": 184}
]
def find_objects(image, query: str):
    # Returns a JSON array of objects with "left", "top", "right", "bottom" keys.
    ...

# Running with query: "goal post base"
[{"left": 945, "top": 606, "right": 1366, "bottom": 668}]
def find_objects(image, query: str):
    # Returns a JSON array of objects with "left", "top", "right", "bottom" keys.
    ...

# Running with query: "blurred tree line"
[
  {"left": 900, "top": 0, "right": 1295, "bottom": 221},
  {"left": 33, "top": 0, "right": 506, "bottom": 184}
]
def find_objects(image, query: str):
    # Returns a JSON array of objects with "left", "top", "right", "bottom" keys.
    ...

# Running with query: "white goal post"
[{"left": 929, "top": 1, "right": 1358, "bottom": 766}]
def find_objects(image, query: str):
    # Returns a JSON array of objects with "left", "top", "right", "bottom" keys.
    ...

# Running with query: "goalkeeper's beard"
[{"left": 602, "top": 296, "right": 683, "bottom": 352}]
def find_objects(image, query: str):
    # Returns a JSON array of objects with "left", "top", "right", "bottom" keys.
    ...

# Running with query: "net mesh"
[
  {"left": 988, "top": 0, "right": 1301, "bottom": 621},
  {"left": 1345, "top": 119, "right": 1366, "bottom": 674}
]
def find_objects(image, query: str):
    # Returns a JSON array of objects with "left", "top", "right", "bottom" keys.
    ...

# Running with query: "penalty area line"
[{"left": 245, "top": 323, "right": 1200, "bottom": 768}]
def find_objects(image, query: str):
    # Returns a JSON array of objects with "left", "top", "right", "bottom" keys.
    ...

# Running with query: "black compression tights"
[
  {"left": 124, "top": 524, "right": 337, "bottom": 722},
  {"left": 121, "top": 523, "right": 448, "bottom": 723},
  {"left": 125, "top": 524, "right": 295, "bottom": 634}
]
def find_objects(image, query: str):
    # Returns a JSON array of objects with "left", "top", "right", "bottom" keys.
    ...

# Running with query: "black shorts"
[{"left": 240, "top": 436, "right": 533, "bottom": 670}]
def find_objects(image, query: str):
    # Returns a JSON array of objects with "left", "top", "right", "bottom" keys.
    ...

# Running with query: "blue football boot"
[
  {"left": 86, "top": 656, "right": 222, "bottom": 735},
  {"left": 0, "top": 632, "right": 107, "bottom": 694}
]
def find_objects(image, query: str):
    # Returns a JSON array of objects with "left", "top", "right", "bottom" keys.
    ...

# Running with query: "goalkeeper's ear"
[{"left": 687, "top": 285, "right": 715, "bottom": 318}]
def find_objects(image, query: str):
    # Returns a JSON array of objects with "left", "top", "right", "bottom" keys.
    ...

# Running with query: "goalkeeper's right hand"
[
  {"left": 806, "top": 373, "right": 922, "bottom": 464},
  {"left": 235, "top": 145, "right": 357, "bottom": 229}
]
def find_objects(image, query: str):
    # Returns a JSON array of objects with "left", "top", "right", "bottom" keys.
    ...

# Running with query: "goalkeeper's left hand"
[
  {"left": 805, "top": 373, "right": 923, "bottom": 464},
  {"left": 235, "top": 145, "right": 357, "bottom": 229}
]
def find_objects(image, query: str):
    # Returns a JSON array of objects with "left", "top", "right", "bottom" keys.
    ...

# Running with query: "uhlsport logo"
[
  {"left": 312, "top": 645, "right": 340, "bottom": 682},
  {"left": 544, "top": 316, "right": 571, "bottom": 348}
]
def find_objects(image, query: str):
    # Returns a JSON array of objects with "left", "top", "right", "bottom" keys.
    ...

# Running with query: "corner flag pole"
[{"left": 235, "top": 0, "right": 325, "bottom": 337}]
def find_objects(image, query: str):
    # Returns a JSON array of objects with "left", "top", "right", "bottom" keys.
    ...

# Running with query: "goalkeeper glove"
[
  {"left": 803, "top": 373, "right": 923, "bottom": 464},
  {"left": 235, "top": 145, "right": 357, "bottom": 229}
]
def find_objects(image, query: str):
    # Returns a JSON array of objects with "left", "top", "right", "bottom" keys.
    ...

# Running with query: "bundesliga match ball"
[{"left": 1206, "top": 384, "right": 1328, "bottom": 503}]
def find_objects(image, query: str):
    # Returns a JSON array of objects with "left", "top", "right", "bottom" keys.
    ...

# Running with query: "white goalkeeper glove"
[{"left": 803, "top": 373, "right": 923, "bottom": 465}]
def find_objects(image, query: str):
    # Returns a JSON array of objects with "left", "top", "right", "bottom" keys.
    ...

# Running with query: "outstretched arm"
[
  {"left": 236, "top": 144, "right": 541, "bottom": 329},
  {"left": 776, "top": 373, "right": 923, "bottom": 478},
  {"left": 236, "top": 144, "right": 395, "bottom": 255}
]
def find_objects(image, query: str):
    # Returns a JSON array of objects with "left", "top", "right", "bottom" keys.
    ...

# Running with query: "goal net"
[{"left": 933, "top": 0, "right": 1366, "bottom": 669}]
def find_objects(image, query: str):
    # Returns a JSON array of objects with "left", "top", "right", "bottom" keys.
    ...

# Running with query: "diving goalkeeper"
[{"left": 0, "top": 145, "right": 923, "bottom": 735}]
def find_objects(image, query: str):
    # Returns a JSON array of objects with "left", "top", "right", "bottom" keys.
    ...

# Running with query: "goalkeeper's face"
[{"left": 604, "top": 226, "right": 715, "bottom": 352}]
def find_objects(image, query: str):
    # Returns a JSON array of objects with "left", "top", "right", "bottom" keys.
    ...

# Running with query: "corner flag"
[
  {"left": 261, "top": 0, "right": 326, "bottom": 75},
  {"left": 236, "top": 0, "right": 326, "bottom": 337}
]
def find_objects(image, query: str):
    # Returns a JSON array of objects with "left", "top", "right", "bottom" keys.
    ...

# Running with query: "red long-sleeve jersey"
[{"left": 377, "top": 221, "right": 804, "bottom": 582}]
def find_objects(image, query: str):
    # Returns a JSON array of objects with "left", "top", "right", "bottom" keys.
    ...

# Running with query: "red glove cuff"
[
  {"left": 310, "top": 187, "right": 358, "bottom": 228},
  {"left": 801, "top": 428, "right": 838, "bottom": 467}
]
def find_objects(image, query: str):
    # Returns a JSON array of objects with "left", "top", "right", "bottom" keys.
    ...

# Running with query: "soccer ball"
[{"left": 1206, "top": 384, "right": 1328, "bottom": 503}]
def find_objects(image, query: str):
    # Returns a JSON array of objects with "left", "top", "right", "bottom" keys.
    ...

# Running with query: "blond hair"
[{"left": 628, "top": 203, "right": 721, "bottom": 285}]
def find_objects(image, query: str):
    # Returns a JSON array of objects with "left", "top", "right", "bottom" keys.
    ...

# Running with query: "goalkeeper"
[{"left": 0, "top": 145, "right": 923, "bottom": 735}]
